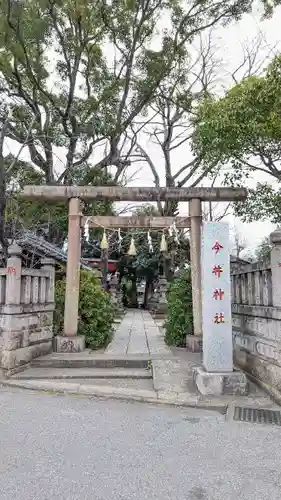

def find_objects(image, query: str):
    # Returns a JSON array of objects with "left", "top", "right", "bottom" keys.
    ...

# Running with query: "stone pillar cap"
[
  {"left": 8, "top": 243, "right": 22, "bottom": 256},
  {"left": 270, "top": 228, "right": 281, "bottom": 244}
]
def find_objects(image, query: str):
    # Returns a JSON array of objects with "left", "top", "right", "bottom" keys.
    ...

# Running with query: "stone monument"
[
  {"left": 154, "top": 275, "right": 168, "bottom": 317},
  {"left": 110, "top": 273, "right": 123, "bottom": 314},
  {"left": 194, "top": 222, "right": 248, "bottom": 396},
  {"left": 147, "top": 280, "right": 158, "bottom": 312}
]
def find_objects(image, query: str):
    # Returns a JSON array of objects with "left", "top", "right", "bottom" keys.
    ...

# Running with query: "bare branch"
[
  {"left": 6, "top": 118, "right": 37, "bottom": 176},
  {"left": 222, "top": 30, "right": 281, "bottom": 89}
]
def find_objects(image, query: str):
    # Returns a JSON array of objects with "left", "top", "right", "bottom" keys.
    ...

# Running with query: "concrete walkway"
[{"left": 106, "top": 310, "right": 172, "bottom": 356}]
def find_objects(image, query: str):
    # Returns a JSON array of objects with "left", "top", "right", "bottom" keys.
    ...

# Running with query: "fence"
[
  {"left": 231, "top": 229, "right": 281, "bottom": 401},
  {"left": 0, "top": 244, "right": 55, "bottom": 376}
]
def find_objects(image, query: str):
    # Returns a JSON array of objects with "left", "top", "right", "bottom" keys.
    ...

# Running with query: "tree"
[
  {"left": 0, "top": 106, "right": 9, "bottom": 255},
  {"left": 5, "top": 155, "right": 114, "bottom": 247},
  {"left": 0, "top": 0, "right": 267, "bottom": 191},
  {"left": 255, "top": 236, "right": 272, "bottom": 261},
  {"left": 0, "top": 104, "right": 44, "bottom": 253},
  {"left": 192, "top": 52, "right": 281, "bottom": 223},
  {"left": 261, "top": 0, "right": 281, "bottom": 16},
  {"left": 127, "top": 26, "right": 281, "bottom": 218},
  {"left": 236, "top": 183, "right": 281, "bottom": 224},
  {"left": 230, "top": 225, "right": 246, "bottom": 258},
  {"left": 128, "top": 31, "right": 226, "bottom": 217},
  {"left": 116, "top": 204, "right": 190, "bottom": 307},
  {"left": 117, "top": 205, "right": 165, "bottom": 308}
]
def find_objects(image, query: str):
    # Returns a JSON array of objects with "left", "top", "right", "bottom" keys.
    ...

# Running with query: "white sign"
[{"left": 201, "top": 222, "right": 233, "bottom": 372}]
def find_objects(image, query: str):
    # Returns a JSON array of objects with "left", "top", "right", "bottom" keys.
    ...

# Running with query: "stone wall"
[
  {"left": 231, "top": 229, "right": 281, "bottom": 401},
  {"left": 0, "top": 244, "right": 55, "bottom": 377}
]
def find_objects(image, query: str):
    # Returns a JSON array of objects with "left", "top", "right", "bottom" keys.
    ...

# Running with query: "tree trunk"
[
  {"left": 0, "top": 165, "right": 7, "bottom": 261},
  {"left": 0, "top": 122, "right": 8, "bottom": 261}
]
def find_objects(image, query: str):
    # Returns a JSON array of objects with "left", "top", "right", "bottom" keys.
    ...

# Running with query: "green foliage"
[
  {"left": 164, "top": 269, "right": 193, "bottom": 346},
  {"left": 261, "top": 0, "right": 281, "bottom": 17},
  {"left": 0, "top": 0, "right": 263, "bottom": 186},
  {"left": 255, "top": 236, "right": 272, "bottom": 262},
  {"left": 235, "top": 183, "right": 281, "bottom": 224},
  {"left": 195, "top": 70, "right": 281, "bottom": 161},
  {"left": 54, "top": 269, "right": 115, "bottom": 349},
  {"left": 117, "top": 205, "right": 190, "bottom": 283},
  {"left": 193, "top": 52, "right": 281, "bottom": 223},
  {"left": 5, "top": 155, "right": 114, "bottom": 244}
]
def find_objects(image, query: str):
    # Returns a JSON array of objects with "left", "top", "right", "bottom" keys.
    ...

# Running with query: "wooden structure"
[
  {"left": 20, "top": 185, "right": 247, "bottom": 352},
  {"left": 84, "top": 258, "right": 118, "bottom": 273}
]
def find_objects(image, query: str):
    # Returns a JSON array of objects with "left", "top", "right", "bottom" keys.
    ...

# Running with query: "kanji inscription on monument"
[{"left": 201, "top": 222, "right": 233, "bottom": 372}]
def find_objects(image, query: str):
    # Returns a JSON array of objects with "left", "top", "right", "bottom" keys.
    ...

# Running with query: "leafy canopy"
[
  {"left": 117, "top": 204, "right": 190, "bottom": 282},
  {"left": 0, "top": 0, "right": 261, "bottom": 184},
  {"left": 194, "top": 56, "right": 281, "bottom": 165},
  {"left": 255, "top": 236, "right": 272, "bottom": 262},
  {"left": 5, "top": 155, "right": 114, "bottom": 244},
  {"left": 193, "top": 53, "right": 281, "bottom": 223}
]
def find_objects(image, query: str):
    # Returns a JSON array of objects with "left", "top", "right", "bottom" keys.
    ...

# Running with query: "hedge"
[
  {"left": 54, "top": 269, "right": 115, "bottom": 349},
  {"left": 164, "top": 269, "right": 193, "bottom": 346}
]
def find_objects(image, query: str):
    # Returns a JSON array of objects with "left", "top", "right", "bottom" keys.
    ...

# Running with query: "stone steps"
[
  {"left": 31, "top": 354, "right": 151, "bottom": 369},
  {"left": 31, "top": 353, "right": 176, "bottom": 369},
  {"left": 11, "top": 367, "right": 152, "bottom": 380},
  {"left": 11, "top": 311, "right": 174, "bottom": 395}
]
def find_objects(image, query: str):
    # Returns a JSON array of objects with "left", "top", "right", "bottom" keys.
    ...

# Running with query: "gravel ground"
[{"left": 1, "top": 386, "right": 281, "bottom": 500}]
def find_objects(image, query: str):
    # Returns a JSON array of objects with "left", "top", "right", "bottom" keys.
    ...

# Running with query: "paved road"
[{"left": 1, "top": 387, "right": 281, "bottom": 500}]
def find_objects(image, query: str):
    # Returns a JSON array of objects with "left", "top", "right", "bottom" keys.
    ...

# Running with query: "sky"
[
  {"left": 122, "top": 4, "right": 281, "bottom": 255},
  {"left": 4, "top": 2, "right": 281, "bottom": 255},
  {"left": 211, "top": 5, "right": 281, "bottom": 253},
  {"left": 215, "top": 4, "right": 280, "bottom": 253}
]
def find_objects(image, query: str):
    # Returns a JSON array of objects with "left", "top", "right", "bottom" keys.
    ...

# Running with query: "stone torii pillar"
[
  {"left": 186, "top": 198, "right": 203, "bottom": 352},
  {"left": 55, "top": 197, "right": 85, "bottom": 353}
]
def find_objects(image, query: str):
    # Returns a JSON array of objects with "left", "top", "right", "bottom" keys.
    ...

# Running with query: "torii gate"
[{"left": 21, "top": 185, "right": 247, "bottom": 352}]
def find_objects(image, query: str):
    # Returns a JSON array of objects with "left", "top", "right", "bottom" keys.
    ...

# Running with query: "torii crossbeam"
[{"left": 81, "top": 215, "right": 191, "bottom": 229}]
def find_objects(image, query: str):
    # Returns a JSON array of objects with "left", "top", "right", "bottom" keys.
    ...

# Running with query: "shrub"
[
  {"left": 54, "top": 269, "right": 115, "bottom": 349},
  {"left": 164, "top": 269, "right": 193, "bottom": 347}
]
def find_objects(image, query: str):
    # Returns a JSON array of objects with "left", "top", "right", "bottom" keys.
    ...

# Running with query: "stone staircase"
[
  {"left": 9, "top": 311, "right": 178, "bottom": 396},
  {"left": 11, "top": 351, "right": 155, "bottom": 391}
]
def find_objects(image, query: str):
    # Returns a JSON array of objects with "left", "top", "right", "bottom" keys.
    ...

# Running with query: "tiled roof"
[{"left": 15, "top": 231, "right": 93, "bottom": 270}]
